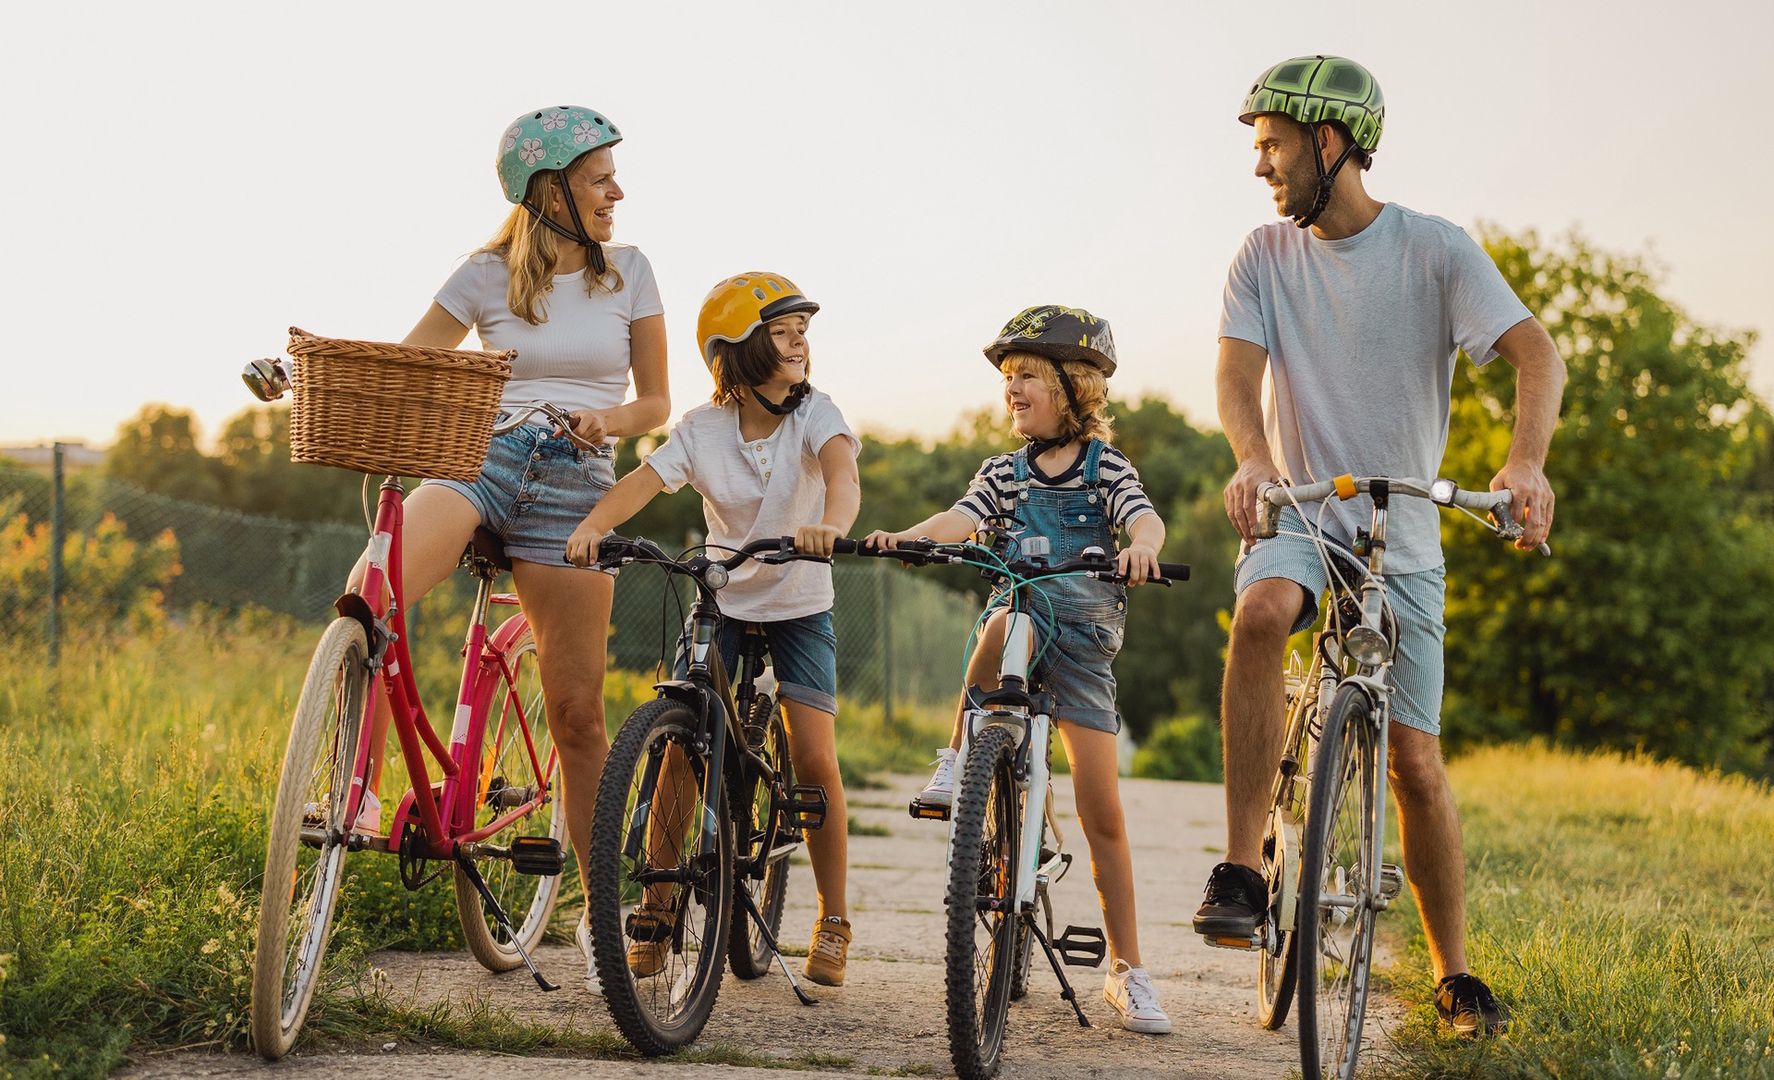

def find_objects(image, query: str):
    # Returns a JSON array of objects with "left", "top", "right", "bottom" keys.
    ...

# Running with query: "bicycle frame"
[{"left": 334, "top": 477, "right": 555, "bottom": 859}]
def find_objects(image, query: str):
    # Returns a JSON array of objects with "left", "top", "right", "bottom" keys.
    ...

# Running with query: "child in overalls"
[{"left": 863, "top": 305, "right": 1172, "bottom": 1034}]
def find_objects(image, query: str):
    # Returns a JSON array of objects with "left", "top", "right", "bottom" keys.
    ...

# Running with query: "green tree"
[
  {"left": 1440, "top": 230, "right": 1774, "bottom": 774},
  {"left": 213, "top": 405, "right": 362, "bottom": 523},
  {"left": 106, "top": 405, "right": 221, "bottom": 504}
]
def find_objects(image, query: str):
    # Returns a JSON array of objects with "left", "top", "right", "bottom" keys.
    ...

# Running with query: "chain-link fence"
[{"left": 0, "top": 460, "right": 975, "bottom": 710}]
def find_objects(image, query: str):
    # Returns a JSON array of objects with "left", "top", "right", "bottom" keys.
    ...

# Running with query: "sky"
[{"left": 3, "top": 0, "right": 1769, "bottom": 450}]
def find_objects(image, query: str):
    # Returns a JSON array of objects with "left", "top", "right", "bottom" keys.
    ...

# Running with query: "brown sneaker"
[
  {"left": 625, "top": 906, "right": 676, "bottom": 978},
  {"left": 804, "top": 915, "right": 852, "bottom": 986}
]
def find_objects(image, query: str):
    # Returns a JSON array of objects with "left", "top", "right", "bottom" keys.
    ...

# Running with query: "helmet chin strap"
[
  {"left": 521, "top": 180, "right": 608, "bottom": 276},
  {"left": 1023, "top": 358, "right": 1085, "bottom": 455},
  {"left": 1293, "top": 122, "right": 1359, "bottom": 230},
  {"left": 751, "top": 382, "right": 810, "bottom": 416}
]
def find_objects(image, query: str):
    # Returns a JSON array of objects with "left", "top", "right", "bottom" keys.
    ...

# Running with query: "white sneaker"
[
  {"left": 1104, "top": 959, "right": 1171, "bottom": 1034},
  {"left": 576, "top": 910, "right": 602, "bottom": 996},
  {"left": 919, "top": 748, "right": 958, "bottom": 807}
]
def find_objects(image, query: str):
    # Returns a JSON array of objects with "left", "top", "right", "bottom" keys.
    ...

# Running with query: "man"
[{"left": 1191, "top": 55, "right": 1565, "bottom": 1036}]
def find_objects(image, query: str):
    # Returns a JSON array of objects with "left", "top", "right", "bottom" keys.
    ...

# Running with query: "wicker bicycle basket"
[{"left": 285, "top": 327, "right": 515, "bottom": 481}]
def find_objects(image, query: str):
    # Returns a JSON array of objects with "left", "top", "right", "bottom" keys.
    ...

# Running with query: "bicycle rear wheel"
[
  {"left": 944, "top": 724, "right": 1021, "bottom": 1080},
  {"left": 729, "top": 694, "right": 793, "bottom": 979},
  {"left": 454, "top": 622, "right": 564, "bottom": 970},
  {"left": 250, "top": 617, "right": 369, "bottom": 1059},
  {"left": 590, "top": 697, "right": 732, "bottom": 1056},
  {"left": 1296, "top": 684, "right": 1381, "bottom": 1080}
]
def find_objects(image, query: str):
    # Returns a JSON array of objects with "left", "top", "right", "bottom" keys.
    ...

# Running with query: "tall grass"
[
  {"left": 1379, "top": 743, "right": 1774, "bottom": 1080},
  {"left": 0, "top": 614, "right": 948, "bottom": 1077}
]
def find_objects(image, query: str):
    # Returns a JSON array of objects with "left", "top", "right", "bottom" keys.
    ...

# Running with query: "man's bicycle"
[
  {"left": 853, "top": 531, "right": 1188, "bottom": 1080},
  {"left": 242, "top": 355, "right": 587, "bottom": 1058},
  {"left": 1236, "top": 473, "right": 1547, "bottom": 1080},
  {"left": 584, "top": 534, "right": 831, "bottom": 1056}
]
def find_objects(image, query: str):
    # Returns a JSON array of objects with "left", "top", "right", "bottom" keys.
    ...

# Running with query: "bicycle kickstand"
[
  {"left": 734, "top": 887, "right": 817, "bottom": 1006},
  {"left": 1027, "top": 917, "right": 1090, "bottom": 1028},
  {"left": 453, "top": 847, "right": 560, "bottom": 992}
]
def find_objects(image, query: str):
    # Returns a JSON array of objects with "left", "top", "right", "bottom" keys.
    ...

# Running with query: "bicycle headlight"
[
  {"left": 703, "top": 564, "right": 730, "bottom": 590},
  {"left": 1343, "top": 625, "right": 1392, "bottom": 666}
]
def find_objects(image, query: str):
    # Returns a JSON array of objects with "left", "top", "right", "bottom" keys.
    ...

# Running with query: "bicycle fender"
[
  {"left": 651, "top": 679, "right": 710, "bottom": 711},
  {"left": 333, "top": 592, "right": 377, "bottom": 649}
]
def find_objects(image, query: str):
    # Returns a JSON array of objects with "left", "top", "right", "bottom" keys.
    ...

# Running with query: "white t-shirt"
[
  {"left": 644, "top": 390, "right": 860, "bottom": 622},
  {"left": 434, "top": 243, "right": 664, "bottom": 418},
  {"left": 1218, "top": 203, "right": 1532, "bottom": 573}
]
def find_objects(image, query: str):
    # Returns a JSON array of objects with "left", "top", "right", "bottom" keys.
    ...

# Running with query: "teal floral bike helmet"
[{"left": 496, "top": 106, "right": 622, "bottom": 273}]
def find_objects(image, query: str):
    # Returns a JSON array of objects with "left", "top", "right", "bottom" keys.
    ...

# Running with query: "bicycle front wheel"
[
  {"left": 729, "top": 694, "right": 793, "bottom": 979},
  {"left": 1258, "top": 683, "right": 1315, "bottom": 1030},
  {"left": 944, "top": 724, "right": 1021, "bottom": 1080},
  {"left": 590, "top": 697, "right": 732, "bottom": 1056},
  {"left": 1295, "top": 684, "right": 1381, "bottom": 1080},
  {"left": 454, "top": 621, "right": 564, "bottom": 971},
  {"left": 250, "top": 617, "right": 370, "bottom": 1059}
]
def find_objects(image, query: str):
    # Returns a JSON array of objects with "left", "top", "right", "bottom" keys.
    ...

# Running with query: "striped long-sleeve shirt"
[{"left": 950, "top": 444, "right": 1158, "bottom": 531}]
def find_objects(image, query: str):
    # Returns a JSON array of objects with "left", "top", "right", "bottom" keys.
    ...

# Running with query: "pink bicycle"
[{"left": 242, "top": 355, "right": 582, "bottom": 1058}]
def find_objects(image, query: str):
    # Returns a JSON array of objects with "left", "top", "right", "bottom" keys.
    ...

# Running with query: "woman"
[{"left": 352, "top": 105, "right": 669, "bottom": 994}]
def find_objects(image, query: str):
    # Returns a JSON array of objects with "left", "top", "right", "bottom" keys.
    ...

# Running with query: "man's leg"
[{"left": 1387, "top": 724, "right": 1466, "bottom": 981}]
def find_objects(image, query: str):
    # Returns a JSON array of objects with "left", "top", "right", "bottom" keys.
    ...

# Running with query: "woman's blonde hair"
[
  {"left": 479, "top": 169, "right": 624, "bottom": 325},
  {"left": 1000, "top": 351, "right": 1114, "bottom": 444}
]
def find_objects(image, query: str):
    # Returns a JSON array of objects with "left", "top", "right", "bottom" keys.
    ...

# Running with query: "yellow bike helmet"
[{"left": 695, "top": 272, "right": 820, "bottom": 369}]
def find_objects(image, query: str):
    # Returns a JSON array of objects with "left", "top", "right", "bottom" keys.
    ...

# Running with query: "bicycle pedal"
[
  {"left": 625, "top": 908, "right": 674, "bottom": 943},
  {"left": 507, "top": 836, "right": 565, "bottom": 876},
  {"left": 785, "top": 784, "right": 828, "bottom": 831},
  {"left": 1052, "top": 924, "right": 1106, "bottom": 967},
  {"left": 1201, "top": 932, "right": 1263, "bottom": 951},
  {"left": 908, "top": 795, "right": 952, "bottom": 822}
]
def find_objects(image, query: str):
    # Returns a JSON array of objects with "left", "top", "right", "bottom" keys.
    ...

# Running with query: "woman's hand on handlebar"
[
  {"left": 557, "top": 410, "right": 609, "bottom": 447},
  {"left": 564, "top": 515, "right": 610, "bottom": 568},
  {"left": 1116, "top": 542, "right": 1160, "bottom": 587},
  {"left": 795, "top": 523, "right": 845, "bottom": 558}
]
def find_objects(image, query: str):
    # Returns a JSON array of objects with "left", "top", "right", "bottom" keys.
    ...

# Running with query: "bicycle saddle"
[{"left": 464, "top": 527, "right": 512, "bottom": 573}]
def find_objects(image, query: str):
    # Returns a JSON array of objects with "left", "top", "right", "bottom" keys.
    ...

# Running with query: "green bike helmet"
[
  {"left": 496, "top": 106, "right": 623, "bottom": 273},
  {"left": 1240, "top": 56, "right": 1384, "bottom": 228}
]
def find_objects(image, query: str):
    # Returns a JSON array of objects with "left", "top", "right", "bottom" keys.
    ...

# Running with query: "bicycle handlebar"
[
  {"left": 491, "top": 400, "right": 600, "bottom": 451},
  {"left": 832, "top": 537, "right": 1190, "bottom": 587},
  {"left": 1256, "top": 475, "right": 1551, "bottom": 557}
]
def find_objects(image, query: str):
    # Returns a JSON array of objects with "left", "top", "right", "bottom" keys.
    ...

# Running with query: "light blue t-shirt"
[{"left": 1218, "top": 203, "right": 1532, "bottom": 573}]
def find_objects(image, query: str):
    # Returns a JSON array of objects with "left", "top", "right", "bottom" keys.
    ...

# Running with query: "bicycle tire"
[
  {"left": 1258, "top": 683, "right": 1315, "bottom": 1030},
  {"left": 1295, "top": 684, "right": 1381, "bottom": 1080},
  {"left": 944, "top": 724, "right": 1021, "bottom": 1080},
  {"left": 250, "top": 617, "right": 370, "bottom": 1059},
  {"left": 1008, "top": 733, "right": 1047, "bottom": 1002},
  {"left": 589, "top": 697, "right": 733, "bottom": 1056},
  {"left": 453, "top": 622, "right": 565, "bottom": 971},
  {"left": 729, "top": 694, "right": 793, "bottom": 979}
]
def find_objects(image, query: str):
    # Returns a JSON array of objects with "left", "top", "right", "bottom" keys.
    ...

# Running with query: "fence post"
[
  {"left": 49, "top": 442, "right": 65, "bottom": 667},
  {"left": 879, "top": 559, "right": 894, "bottom": 727}
]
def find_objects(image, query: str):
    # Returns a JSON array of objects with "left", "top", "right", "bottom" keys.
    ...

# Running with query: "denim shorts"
[
  {"left": 418, "top": 414, "right": 616, "bottom": 569},
  {"left": 1235, "top": 507, "right": 1448, "bottom": 736},
  {"left": 986, "top": 599, "right": 1126, "bottom": 736},
  {"left": 677, "top": 611, "right": 840, "bottom": 715}
]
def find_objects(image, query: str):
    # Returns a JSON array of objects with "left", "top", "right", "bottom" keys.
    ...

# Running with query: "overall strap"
[{"left": 1081, "top": 439, "right": 1106, "bottom": 486}]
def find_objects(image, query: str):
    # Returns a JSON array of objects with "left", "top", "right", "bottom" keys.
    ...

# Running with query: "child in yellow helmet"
[{"left": 566, "top": 272, "right": 861, "bottom": 986}]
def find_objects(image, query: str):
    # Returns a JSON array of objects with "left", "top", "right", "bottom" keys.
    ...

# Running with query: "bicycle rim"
[
  {"left": 730, "top": 698, "right": 792, "bottom": 979},
  {"left": 1258, "top": 687, "right": 1314, "bottom": 1030},
  {"left": 454, "top": 626, "right": 564, "bottom": 970},
  {"left": 1297, "top": 685, "right": 1380, "bottom": 1080},
  {"left": 944, "top": 724, "right": 1020, "bottom": 1080},
  {"left": 590, "top": 698, "right": 732, "bottom": 1055},
  {"left": 250, "top": 617, "right": 368, "bottom": 1059}
]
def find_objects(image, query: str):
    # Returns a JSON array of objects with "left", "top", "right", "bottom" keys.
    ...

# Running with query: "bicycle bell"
[{"left": 242, "top": 357, "right": 292, "bottom": 402}]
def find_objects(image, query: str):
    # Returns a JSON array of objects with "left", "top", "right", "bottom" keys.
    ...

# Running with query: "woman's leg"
[
  {"left": 1056, "top": 719, "right": 1142, "bottom": 968},
  {"left": 346, "top": 484, "right": 481, "bottom": 796},
  {"left": 507, "top": 560, "right": 614, "bottom": 894},
  {"left": 780, "top": 698, "right": 847, "bottom": 920}
]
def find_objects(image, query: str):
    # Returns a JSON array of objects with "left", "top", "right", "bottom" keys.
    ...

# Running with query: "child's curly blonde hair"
[{"left": 999, "top": 352, "right": 1115, "bottom": 444}]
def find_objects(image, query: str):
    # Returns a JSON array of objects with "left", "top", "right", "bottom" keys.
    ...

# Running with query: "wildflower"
[{"left": 201, "top": 939, "right": 221, "bottom": 955}]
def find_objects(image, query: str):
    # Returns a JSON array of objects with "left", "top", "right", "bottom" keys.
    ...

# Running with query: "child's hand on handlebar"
[
  {"left": 565, "top": 516, "right": 610, "bottom": 567},
  {"left": 861, "top": 529, "right": 918, "bottom": 552},
  {"left": 1117, "top": 542, "right": 1160, "bottom": 587},
  {"left": 794, "top": 523, "right": 844, "bottom": 557}
]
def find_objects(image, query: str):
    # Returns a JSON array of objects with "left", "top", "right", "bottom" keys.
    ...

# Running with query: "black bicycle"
[{"left": 585, "top": 535, "right": 830, "bottom": 1055}]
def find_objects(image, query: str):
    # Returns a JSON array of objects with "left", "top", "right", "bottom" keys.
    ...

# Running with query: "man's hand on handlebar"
[
  {"left": 1224, "top": 457, "right": 1281, "bottom": 543},
  {"left": 1487, "top": 459, "right": 1555, "bottom": 551}
]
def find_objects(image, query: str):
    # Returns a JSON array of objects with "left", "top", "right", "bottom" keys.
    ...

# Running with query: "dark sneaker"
[
  {"left": 1192, "top": 862, "right": 1268, "bottom": 942},
  {"left": 1434, "top": 973, "right": 1510, "bottom": 1036}
]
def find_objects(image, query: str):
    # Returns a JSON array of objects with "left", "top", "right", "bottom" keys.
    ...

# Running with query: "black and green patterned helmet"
[{"left": 1239, "top": 55, "right": 1384, "bottom": 153}]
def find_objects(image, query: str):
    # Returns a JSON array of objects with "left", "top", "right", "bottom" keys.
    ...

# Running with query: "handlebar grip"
[
  {"left": 831, "top": 538, "right": 859, "bottom": 556},
  {"left": 1156, "top": 561, "right": 1191, "bottom": 582}
]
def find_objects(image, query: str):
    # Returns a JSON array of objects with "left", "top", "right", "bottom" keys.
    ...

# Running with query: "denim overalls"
[{"left": 986, "top": 439, "right": 1127, "bottom": 734}]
